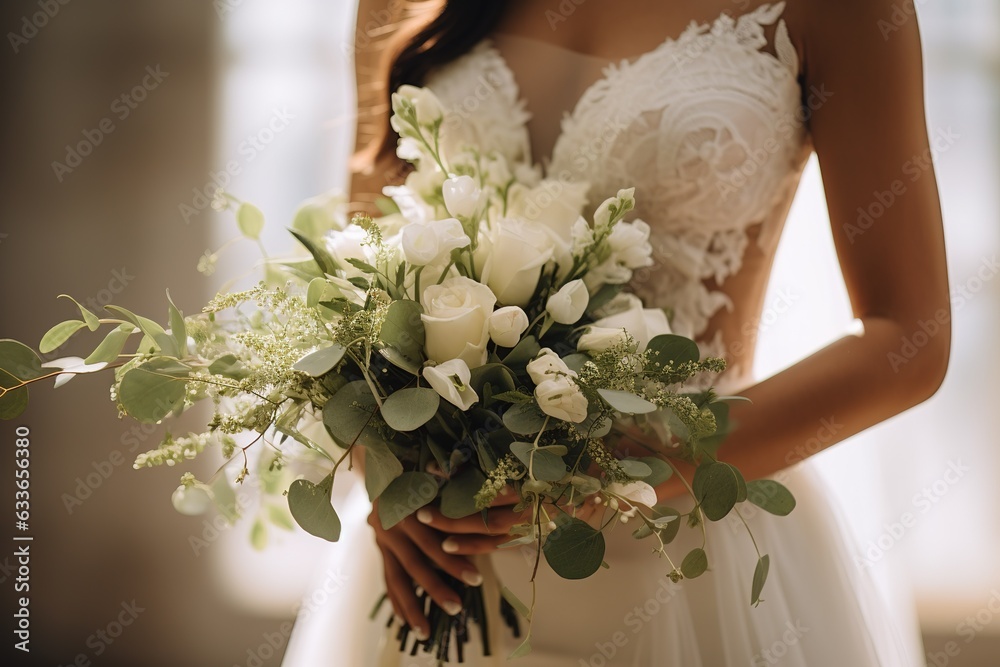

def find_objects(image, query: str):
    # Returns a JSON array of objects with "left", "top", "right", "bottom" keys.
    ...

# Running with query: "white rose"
[
  {"left": 545, "top": 279, "right": 590, "bottom": 325},
  {"left": 488, "top": 306, "right": 529, "bottom": 348},
  {"left": 442, "top": 175, "right": 483, "bottom": 219},
  {"left": 526, "top": 348, "right": 576, "bottom": 385},
  {"left": 510, "top": 178, "right": 589, "bottom": 268},
  {"left": 424, "top": 359, "right": 478, "bottom": 411},
  {"left": 171, "top": 484, "right": 213, "bottom": 516},
  {"left": 421, "top": 276, "right": 496, "bottom": 368},
  {"left": 535, "top": 376, "right": 589, "bottom": 423},
  {"left": 590, "top": 296, "right": 671, "bottom": 351},
  {"left": 401, "top": 218, "right": 470, "bottom": 266},
  {"left": 577, "top": 326, "right": 633, "bottom": 353},
  {"left": 479, "top": 217, "right": 553, "bottom": 307}
]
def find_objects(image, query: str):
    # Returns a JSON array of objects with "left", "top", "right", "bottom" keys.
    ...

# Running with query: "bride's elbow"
[{"left": 890, "top": 313, "right": 951, "bottom": 405}]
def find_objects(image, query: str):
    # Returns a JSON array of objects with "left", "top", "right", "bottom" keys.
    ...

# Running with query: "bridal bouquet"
[{"left": 0, "top": 84, "right": 794, "bottom": 662}]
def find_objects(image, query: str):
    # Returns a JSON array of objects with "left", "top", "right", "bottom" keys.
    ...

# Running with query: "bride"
[{"left": 285, "top": 0, "right": 949, "bottom": 664}]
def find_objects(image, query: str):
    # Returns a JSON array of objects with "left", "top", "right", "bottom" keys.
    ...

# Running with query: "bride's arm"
[{"left": 656, "top": 0, "right": 950, "bottom": 496}]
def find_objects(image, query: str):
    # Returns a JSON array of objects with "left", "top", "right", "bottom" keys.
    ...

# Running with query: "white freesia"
[
  {"left": 534, "top": 376, "right": 588, "bottom": 423},
  {"left": 606, "top": 481, "right": 658, "bottom": 509},
  {"left": 488, "top": 306, "right": 529, "bottom": 347},
  {"left": 593, "top": 187, "right": 636, "bottom": 231},
  {"left": 420, "top": 276, "right": 496, "bottom": 368},
  {"left": 171, "top": 484, "right": 213, "bottom": 516},
  {"left": 585, "top": 219, "right": 655, "bottom": 288},
  {"left": 545, "top": 279, "right": 590, "bottom": 325},
  {"left": 591, "top": 294, "right": 672, "bottom": 351},
  {"left": 382, "top": 184, "right": 436, "bottom": 225},
  {"left": 423, "top": 359, "right": 478, "bottom": 411},
  {"left": 577, "top": 326, "right": 633, "bottom": 353},
  {"left": 401, "top": 218, "right": 470, "bottom": 266},
  {"left": 478, "top": 217, "right": 553, "bottom": 307},
  {"left": 526, "top": 348, "right": 576, "bottom": 385},
  {"left": 442, "top": 175, "right": 483, "bottom": 219},
  {"left": 391, "top": 84, "right": 445, "bottom": 129},
  {"left": 40, "top": 356, "right": 108, "bottom": 389}
]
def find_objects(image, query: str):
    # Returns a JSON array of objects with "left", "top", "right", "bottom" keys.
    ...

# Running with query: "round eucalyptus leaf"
[
  {"left": 646, "top": 334, "right": 700, "bottom": 366},
  {"left": 543, "top": 518, "right": 606, "bottom": 580},
  {"left": 381, "top": 387, "right": 440, "bottom": 432},
  {"left": 681, "top": 547, "right": 708, "bottom": 578},
  {"left": 292, "top": 344, "right": 346, "bottom": 377},
  {"left": 440, "top": 468, "right": 487, "bottom": 519},
  {"left": 692, "top": 461, "right": 743, "bottom": 521},
  {"left": 237, "top": 202, "right": 265, "bottom": 239},
  {"left": 746, "top": 480, "right": 796, "bottom": 516},
  {"left": 597, "top": 388, "right": 657, "bottom": 415},
  {"left": 288, "top": 475, "right": 341, "bottom": 542},
  {"left": 377, "top": 471, "right": 438, "bottom": 530},
  {"left": 118, "top": 358, "right": 190, "bottom": 423},
  {"left": 510, "top": 441, "right": 567, "bottom": 482},
  {"left": 502, "top": 402, "right": 547, "bottom": 435}
]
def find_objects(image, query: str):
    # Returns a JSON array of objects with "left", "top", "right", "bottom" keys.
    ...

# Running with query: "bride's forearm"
[{"left": 713, "top": 315, "right": 949, "bottom": 482}]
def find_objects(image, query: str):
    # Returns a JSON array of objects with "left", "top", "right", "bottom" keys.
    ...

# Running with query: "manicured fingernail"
[
  {"left": 461, "top": 570, "right": 483, "bottom": 587},
  {"left": 416, "top": 509, "right": 433, "bottom": 524},
  {"left": 414, "top": 627, "right": 429, "bottom": 641},
  {"left": 442, "top": 601, "right": 462, "bottom": 616},
  {"left": 441, "top": 537, "right": 459, "bottom": 553}
]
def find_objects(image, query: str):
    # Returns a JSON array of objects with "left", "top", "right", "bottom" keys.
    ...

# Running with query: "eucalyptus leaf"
[
  {"left": 501, "top": 335, "right": 540, "bottom": 369},
  {"left": 502, "top": 402, "right": 547, "bottom": 435},
  {"left": 345, "top": 258, "right": 378, "bottom": 274},
  {"left": 652, "top": 505, "right": 682, "bottom": 544},
  {"left": 377, "top": 471, "right": 438, "bottom": 529},
  {"left": 746, "top": 480, "right": 796, "bottom": 516},
  {"left": 103, "top": 305, "right": 176, "bottom": 357},
  {"left": 440, "top": 468, "right": 487, "bottom": 519},
  {"left": 510, "top": 441, "right": 567, "bottom": 482},
  {"left": 381, "top": 387, "right": 440, "bottom": 432},
  {"left": 681, "top": 547, "right": 708, "bottom": 578},
  {"left": 59, "top": 294, "right": 100, "bottom": 331},
  {"left": 117, "top": 357, "right": 190, "bottom": 423},
  {"left": 380, "top": 300, "right": 425, "bottom": 368},
  {"left": 751, "top": 554, "right": 770, "bottom": 606},
  {"left": 597, "top": 388, "right": 657, "bottom": 415},
  {"left": 250, "top": 519, "right": 268, "bottom": 550},
  {"left": 292, "top": 344, "right": 346, "bottom": 377},
  {"left": 83, "top": 323, "right": 134, "bottom": 365},
  {"left": 692, "top": 462, "right": 744, "bottom": 521},
  {"left": 207, "top": 353, "right": 249, "bottom": 380},
  {"left": 288, "top": 475, "right": 341, "bottom": 541},
  {"left": 639, "top": 457, "right": 673, "bottom": 487},
  {"left": 543, "top": 518, "right": 605, "bottom": 579},
  {"left": 322, "top": 380, "right": 379, "bottom": 446},
  {"left": 237, "top": 202, "right": 265, "bottom": 240},
  {"left": 618, "top": 459, "right": 653, "bottom": 479},
  {"left": 0, "top": 339, "right": 44, "bottom": 381},
  {"left": 363, "top": 437, "right": 403, "bottom": 501},
  {"left": 39, "top": 320, "right": 86, "bottom": 353},
  {"left": 646, "top": 334, "right": 700, "bottom": 366},
  {"left": 469, "top": 363, "right": 517, "bottom": 397}
]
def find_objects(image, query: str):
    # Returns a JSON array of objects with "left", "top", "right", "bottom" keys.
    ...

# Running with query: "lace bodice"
[{"left": 423, "top": 2, "right": 813, "bottom": 384}]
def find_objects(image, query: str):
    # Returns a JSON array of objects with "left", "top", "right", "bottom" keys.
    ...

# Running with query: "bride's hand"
[{"left": 368, "top": 498, "right": 484, "bottom": 640}]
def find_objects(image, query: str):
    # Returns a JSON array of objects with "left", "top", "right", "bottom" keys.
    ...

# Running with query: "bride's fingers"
[
  {"left": 383, "top": 529, "right": 465, "bottom": 618},
  {"left": 380, "top": 548, "right": 429, "bottom": 640},
  {"left": 400, "top": 519, "right": 484, "bottom": 587},
  {"left": 439, "top": 533, "right": 513, "bottom": 555},
  {"left": 415, "top": 505, "right": 525, "bottom": 535}
]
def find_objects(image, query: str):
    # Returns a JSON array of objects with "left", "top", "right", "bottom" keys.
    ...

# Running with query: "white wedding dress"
[{"left": 282, "top": 3, "right": 924, "bottom": 665}]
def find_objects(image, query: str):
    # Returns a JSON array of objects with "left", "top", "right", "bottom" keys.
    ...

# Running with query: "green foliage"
[
  {"left": 646, "top": 334, "right": 700, "bottom": 366},
  {"left": 681, "top": 547, "right": 708, "bottom": 578},
  {"left": 237, "top": 202, "right": 265, "bottom": 240},
  {"left": 379, "top": 300, "right": 425, "bottom": 374},
  {"left": 377, "top": 471, "right": 438, "bottom": 529},
  {"left": 543, "top": 518, "right": 605, "bottom": 579},
  {"left": 39, "top": 320, "right": 87, "bottom": 353},
  {"left": 510, "top": 442, "right": 567, "bottom": 482},
  {"left": 117, "top": 358, "right": 190, "bottom": 423},
  {"left": 746, "top": 480, "right": 796, "bottom": 516},
  {"left": 692, "top": 462, "right": 746, "bottom": 521},
  {"left": 381, "top": 387, "right": 439, "bottom": 431},
  {"left": 85, "top": 323, "right": 135, "bottom": 364},
  {"left": 292, "top": 344, "right": 346, "bottom": 377},
  {"left": 0, "top": 340, "right": 45, "bottom": 419},
  {"left": 751, "top": 554, "right": 770, "bottom": 606},
  {"left": 597, "top": 389, "right": 658, "bottom": 415},
  {"left": 288, "top": 474, "right": 341, "bottom": 542},
  {"left": 440, "top": 467, "right": 487, "bottom": 519},
  {"left": 502, "top": 403, "right": 547, "bottom": 435},
  {"left": 58, "top": 294, "right": 100, "bottom": 331}
]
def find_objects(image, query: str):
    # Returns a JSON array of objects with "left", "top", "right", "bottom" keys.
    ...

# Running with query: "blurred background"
[{"left": 0, "top": 0, "right": 997, "bottom": 665}]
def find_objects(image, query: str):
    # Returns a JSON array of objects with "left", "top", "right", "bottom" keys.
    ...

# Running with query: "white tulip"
[
  {"left": 488, "top": 306, "right": 529, "bottom": 348},
  {"left": 534, "top": 376, "right": 589, "bottom": 423},
  {"left": 526, "top": 348, "right": 576, "bottom": 385},
  {"left": 545, "top": 279, "right": 590, "bottom": 325},
  {"left": 420, "top": 276, "right": 496, "bottom": 369},
  {"left": 442, "top": 175, "right": 483, "bottom": 219},
  {"left": 591, "top": 297, "right": 671, "bottom": 351},
  {"left": 424, "top": 359, "right": 478, "bottom": 411}
]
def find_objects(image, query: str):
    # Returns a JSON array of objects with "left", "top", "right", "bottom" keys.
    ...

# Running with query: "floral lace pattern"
[{"left": 423, "top": 2, "right": 813, "bottom": 386}]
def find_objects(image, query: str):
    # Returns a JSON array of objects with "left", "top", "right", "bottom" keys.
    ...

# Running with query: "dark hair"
[{"left": 355, "top": 0, "right": 510, "bottom": 172}]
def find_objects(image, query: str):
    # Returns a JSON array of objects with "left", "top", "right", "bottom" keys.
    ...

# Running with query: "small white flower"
[
  {"left": 545, "top": 279, "right": 590, "bottom": 325},
  {"left": 526, "top": 348, "right": 576, "bottom": 385},
  {"left": 171, "top": 484, "right": 213, "bottom": 516},
  {"left": 593, "top": 187, "right": 636, "bottom": 231},
  {"left": 589, "top": 297, "right": 671, "bottom": 351},
  {"left": 442, "top": 175, "right": 483, "bottom": 219},
  {"left": 392, "top": 84, "right": 445, "bottom": 127},
  {"left": 534, "top": 376, "right": 588, "bottom": 423},
  {"left": 606, "top": 481, "right": 658, "bottom": 509},
  {"left": 488, "top": 306, "right": 529, "bottom": 348},
  {"left": 424, "top": 359, "right": 479, "bottom": 411}
]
